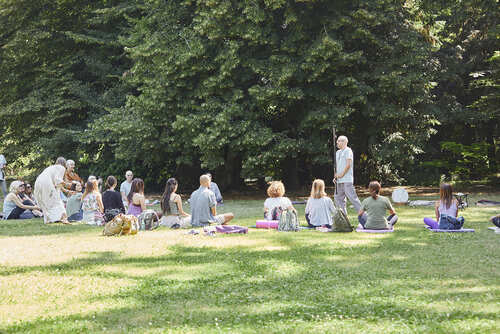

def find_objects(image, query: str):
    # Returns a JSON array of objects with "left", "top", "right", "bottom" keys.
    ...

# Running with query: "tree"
[
  {"left": 93, "top": 0, "right": 436, "bottom": 189},
  {"left": 0, "top": 0, "right": 135, "bottom": 179}
]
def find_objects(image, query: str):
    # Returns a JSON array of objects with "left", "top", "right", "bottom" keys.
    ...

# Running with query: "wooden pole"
[{"left": 332, "top": 125, "right": 337, "bottom": 194}]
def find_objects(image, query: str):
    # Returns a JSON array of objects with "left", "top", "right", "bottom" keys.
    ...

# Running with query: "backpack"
[
  {"left": 331, "top": 204, "right": 353, "bottom": 232},
  {"left": 278, "top": 209, "right": 299, "bottom": 232},
  {"left": 103, "top": 214, "right": 139, "bottom": 236},
  {"left": 271, "top": 206, "right": 284, "bottom": 220},
  {"left": 138, "top": 209, "right": 160, "bottom": 231}
]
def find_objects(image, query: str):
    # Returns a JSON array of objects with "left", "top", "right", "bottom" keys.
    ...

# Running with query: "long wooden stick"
[{"left": 332, "top": 125, "right": 337, "bottom": 194}]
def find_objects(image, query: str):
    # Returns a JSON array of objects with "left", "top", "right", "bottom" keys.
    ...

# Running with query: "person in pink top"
[{"left": 423, "top": 183, "right": 464, "bottom": 229}]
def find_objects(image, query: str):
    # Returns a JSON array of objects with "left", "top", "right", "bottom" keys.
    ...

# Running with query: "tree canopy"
[{"left": 1, "top": 0, "right": 498, "bottom": 190}]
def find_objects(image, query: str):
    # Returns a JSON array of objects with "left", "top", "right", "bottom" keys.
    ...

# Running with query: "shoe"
[
  {"left": 186, "top": 229, "right": 199, "bottom": 235},
  {"left": 171, "top": 223, "right": 180, "bottom": 229}
]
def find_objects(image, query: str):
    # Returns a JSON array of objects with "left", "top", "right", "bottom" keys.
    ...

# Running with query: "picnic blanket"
[{"left": 425, "top": 226, "right": 474, "bottom": 233}]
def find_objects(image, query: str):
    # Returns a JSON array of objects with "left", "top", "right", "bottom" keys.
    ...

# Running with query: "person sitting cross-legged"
[
  {"left": 190, "top": 174, "right": 234, "bottom": 227},
  {"left": 160, "top": 178, "right": 191, "bottom": 228},
  {"left": 263, "top": 181, "right": 296, "bottom": 220},
  {"left": 206, "top": 173, "right": 223, "bottom": 205},
  {"left": 423, "top": 183, "right": 464, "bottom": 230},
  {"left": 305, "top": 179, "right": 335, "bottom": 228},
  {"left": 66, "top": 183, "right": 83, "bottom": 222},
  {"left": 2, "top": 181, "right": 40, "bottom": 220},
  {"left": 358, "top": 181, "right": 398, "bottom": 230},
  {"left": 102, "top": 175, "right": 126, "bottom": 222}
]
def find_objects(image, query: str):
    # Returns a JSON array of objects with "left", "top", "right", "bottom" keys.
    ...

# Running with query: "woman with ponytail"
[
  {"left": 358, "top": 181, "right": 398, "bottom": 230},
  {"left": 102, "top": 175, "right": 126, "bottom": 221},
  {"left": 160, "top": 178, "right": 191, "bottom": 228}
]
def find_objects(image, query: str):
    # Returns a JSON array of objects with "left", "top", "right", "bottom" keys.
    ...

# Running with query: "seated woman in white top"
[
  {"left": 263, "top": 181, "right": 296, "bottom": 220},
  {"left": 305, "top": 179, "right": 335, "bottom": 228}
]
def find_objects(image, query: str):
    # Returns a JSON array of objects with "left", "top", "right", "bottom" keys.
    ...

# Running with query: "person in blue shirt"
[
  {"left": 206, "top": 173, "right": 223, "bottom": 205},
  {"left": 190, "top": 174, "right": 233, "bottom": 227}
]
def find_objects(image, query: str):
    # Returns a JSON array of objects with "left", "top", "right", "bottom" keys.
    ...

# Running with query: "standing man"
[
  {"left": 334, "top": 135, "right": 362, "bottom": 214},
  {"left": 120, "top": 170, "right": 133, "bottom": 206},
  {"left": 0, "top": 154, "right": 7, "bottom": 198},
  {"left": 190, "top": 174, "right": 234, "bottom": 227}
]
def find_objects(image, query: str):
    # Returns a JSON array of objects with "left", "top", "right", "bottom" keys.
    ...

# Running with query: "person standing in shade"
[
  {"left": 0, "top": 154, "right": 7, "bottom": 198},
  {"left": 120, "top": 170, "right": 133, "bottom": 207},
  {"left": 333, "top": 135, "right": 362, "bottom": 214},
  {"left": 190, "top": 174, "right": 234, "bottom": 227}
]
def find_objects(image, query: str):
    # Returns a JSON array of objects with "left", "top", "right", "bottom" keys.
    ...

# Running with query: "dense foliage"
[{"left": 1, "top": 0, "right": 498, "bottom": 190}]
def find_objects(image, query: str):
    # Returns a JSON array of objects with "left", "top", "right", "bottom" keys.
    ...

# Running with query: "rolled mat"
[
  {"left": 256, "top": 220, "right": 279, "bottom": 229},
  {"left": 425, "top": 226, "right": 474, "bottom": 233},
  {"left": 356, "top": 227, "right": 394, "bottom": 233}
]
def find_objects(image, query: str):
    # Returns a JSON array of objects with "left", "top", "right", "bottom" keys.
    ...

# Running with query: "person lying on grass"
[
  {"left": 263, "top": 181, "right": 296, "bottom": 220},
  {"left": 423, "top": 183, "right": 464, "bottom": 230},
  {"left": 190, "top": 174, "right": 234, "bottom": 227},
  {"left": 2, "top": 181, "right": 40, "bottom": 220},
  {"left": 358, "top": 181, "right": 398, "bottom": 230},
  {"left": 305, "top": 179, "right": 335, "bottom": 229}
]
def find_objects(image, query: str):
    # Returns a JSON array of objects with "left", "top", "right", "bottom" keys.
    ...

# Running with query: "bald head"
[
  {"left": 200, "top": 174, "right": 210, "bottom": 187},
  {"left": 336, "top": 135, "right": 348, "bottom": 149}
]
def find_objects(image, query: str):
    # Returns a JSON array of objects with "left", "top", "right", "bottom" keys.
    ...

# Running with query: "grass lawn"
[{"left": 0, "top": 193, "right": 499, "bottom": 333}]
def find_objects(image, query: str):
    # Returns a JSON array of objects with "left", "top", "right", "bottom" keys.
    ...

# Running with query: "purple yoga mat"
[
  {"left": 356, "top": 227, "right": 394, "bottom": 233},
  {"left": 215, "top": 225, "right": 248, "bottom": 234},
  {"left": 256, "top": 220, "right": 279, "bottom": 229},
  {"left": 425, "top": 226, "right": 475, "bottom": 233}
]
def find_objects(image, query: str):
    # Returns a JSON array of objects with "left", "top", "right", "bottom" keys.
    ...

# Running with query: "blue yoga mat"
[{"left": 425, "top": 226, "right": 475, "bottom": 233}]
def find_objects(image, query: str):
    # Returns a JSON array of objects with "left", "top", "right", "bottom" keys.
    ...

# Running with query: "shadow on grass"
[
  {"left": 0, "top": 219, "right": 94, "bottom": 237},
  {"left": 1, "top": 230, "right": 499, "bottom": 333}
]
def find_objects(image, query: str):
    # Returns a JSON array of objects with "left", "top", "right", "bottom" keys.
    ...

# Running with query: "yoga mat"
[
  {"left": 215, "top": 225, "right": 248, "bottom": 234},
  {"left": 477, "top": 199, "right": 500, "bottom": 207},
  {"left": 425, "top": 226, "right": 475, "bottom": 233},
  {"left": 488, "top": 227, "right": 500, "bottom": 232},
  {"left": 356, "top": 227, "right": 394, "bottom": 233},
  {"left": 255, "top": 220, "right": 279, "bottom": 229}
]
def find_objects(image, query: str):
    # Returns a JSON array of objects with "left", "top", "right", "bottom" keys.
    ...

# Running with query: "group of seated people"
[
  {"left": 1, "top": 180, "right": 42, "bottom": 220},
  {"left": 263, "top": 180, "right": 471, "bottom": 231},
  {"left": 1, "top": 157, "right": 473, "bottom": 231},
  {"left": 262, "top": 179, "right": 398, "bottom": 230},
  {"left": 160, "top": 174, "right": 232, "bottom": 228}
]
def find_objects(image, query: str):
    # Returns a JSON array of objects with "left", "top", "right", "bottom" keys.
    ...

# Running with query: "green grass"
[{"left": 0, "top": 193, "right": 499, "bottom": 333}]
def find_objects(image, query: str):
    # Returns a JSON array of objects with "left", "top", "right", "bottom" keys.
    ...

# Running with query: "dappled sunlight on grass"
[{"left": 0, "top": 196, "right": 499, "bottom": 333}]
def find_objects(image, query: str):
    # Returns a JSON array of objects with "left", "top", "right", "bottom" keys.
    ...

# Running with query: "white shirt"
[
  {"left": 0, "top": 154, "right": 6, "bottom": 181},
  {"left": 264, "top": 197, "right": 292, "bottom": 220},
  {"left": 336, "top": 147, "right": 354, "bottom": 183},
  {"left": 120, "top": 180, "right": 132, "bottom": 196}
]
